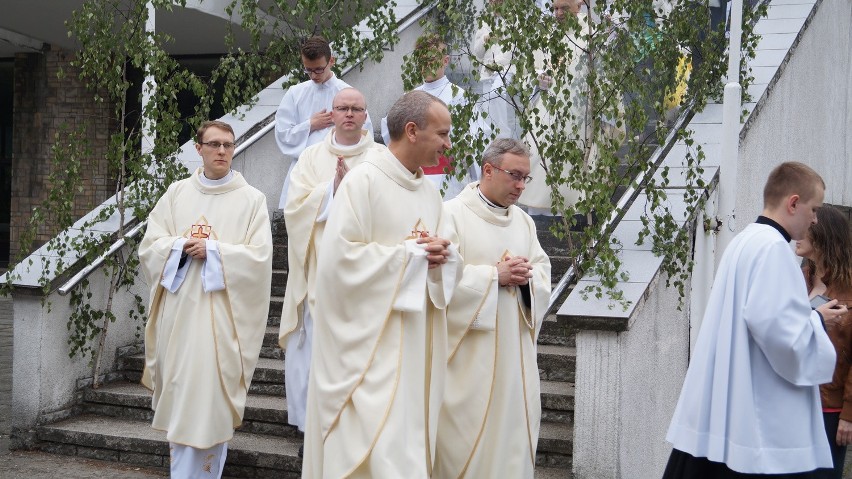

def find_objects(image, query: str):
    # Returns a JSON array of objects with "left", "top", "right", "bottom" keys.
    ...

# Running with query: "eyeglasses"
[
  {"left": 332, "top": 106, "right": 366, "bottom": 114},
  {"left": 492, "top": 165, "right": 532, "bottom": 184},
  {"left": 303, "top": 62, "right": 330, "bottom": 75},
  {"left": 200, "top": 141, "right": 236, "bottom": 150}
]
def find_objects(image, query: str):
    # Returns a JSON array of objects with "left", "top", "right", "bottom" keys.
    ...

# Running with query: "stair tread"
[
  {"left": 537, "top": 344, "right": 576, "bottom": 356},
  {"left": 541, "top": 380, "right": 574, "bottom": 396},
  {"left": 88, "top": 382, "right": 287, "bottom": 411},
  {"left": 539, "top": 421, "right": 573, "bottom": 441},
  {"left": 125, "top": 354, "right": 282, "bottom": 372},
  {"left": 39, "top": 414, "right": 300, "bottom": 457}
]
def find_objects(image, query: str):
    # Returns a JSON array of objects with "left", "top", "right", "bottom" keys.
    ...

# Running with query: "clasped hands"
[
  {"left": 183, "top": 238, "right": 208, "bottom": 260},
  {"left": 416, "top": 236, "right": 451, "bottom": 270},
  {"left": 497, "top": 256, "right": 533, "bottom": 287}
]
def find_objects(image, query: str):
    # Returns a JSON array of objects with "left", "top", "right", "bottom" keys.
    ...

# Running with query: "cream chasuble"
[
  {"left": 279, "top": 129, "right": 386, "bottom": 345},
  {"left": 139, "top": 168, "right": 272, "bottom": 449},
  {"left": 279, "top": 129, "right": 386, "bottom": 431},
  {"left": 302, "top": 150, "right": 459, "bottom": 479},
  {"left": 434, "top": 183, "right": 550, "bottom": 478}
]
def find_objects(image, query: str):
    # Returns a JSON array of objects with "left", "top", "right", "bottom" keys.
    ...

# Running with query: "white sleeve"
[
  {"left": 202, "top": 240, "right": 226, "bottom": 292},
  {"left": 315, "top": 181, "right": 335, "bottom": 223},
  {"left": 470, "top": 268, "right": 499, "bottom": 331},
  {"left": 393, "top": 240, "right": 430, "bottom": 312},
  {"left": 274, "top": 89, "right": 312, "bottom": 157},
  {"left": 160, "top": 238, "right": 191, "bottom": 293},
  {"left": 427, "top": 243, "right": 461, "bottom": 309}
]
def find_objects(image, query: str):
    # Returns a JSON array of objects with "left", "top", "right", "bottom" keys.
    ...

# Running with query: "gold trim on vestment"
[
  {"left": 340, "top": 315, "right": 405, "bottom": 478},
  {"left": 457, "top": 310, "right": 500, "bottom": 478},
  {"left": 448, "top": 272, "right": 496, "bottom": 363},
  {"left": 323, "top": 253, "right": 410, "bottom": 442},
  {"left": 519, "top": 310, "right": 536, "bottom": 466}
]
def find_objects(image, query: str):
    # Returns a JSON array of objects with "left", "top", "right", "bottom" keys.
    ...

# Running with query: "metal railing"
[
  {"left": 56, "top": 3, "right": 434, "bottom": 296},
  {"left": 544, "top": 105, "right": 695, "bottom": 316}
]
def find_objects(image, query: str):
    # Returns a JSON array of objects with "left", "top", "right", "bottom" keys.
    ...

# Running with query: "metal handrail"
[
  {"left": 544, "top": 104, "right": 696, "bottom": 316},
  {"left": 56, "top": 3, "right": 435, "bottom": 296}
]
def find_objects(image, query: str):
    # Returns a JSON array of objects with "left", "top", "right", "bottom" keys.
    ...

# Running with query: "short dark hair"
[
  {"left": 196, "top": 120, "right": 235, "bottom": 143},
  {"left": 386, "top": 90, "right": 447, "bottom": 142},
  {"left": 301, "top": 36, "right": 332, "bottom": 61},
  {"left": 763, "top": 161, "right": 825, "bottom": 209},
  {"left": 481, "top": 138, "right": 530, "bottom": 169}
]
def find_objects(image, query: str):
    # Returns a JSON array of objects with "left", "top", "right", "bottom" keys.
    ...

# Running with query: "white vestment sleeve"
[
  {"left": 427, "top": 243, "right": 461, "bottom": 309},
  {"left": 202, "top": 240, "right": 226, "bottom": 292},
  {"left": 160, "top": 238, "right": 191, "bottom": 293},
  {"left": 315, "top": 181, "right": 335, "bottom": 223},
  {"left": 470, "top": 269, "right": 499, "bottom": 331},
  {"left": 274, "top": 90, "right": 312, "bottom": 158},
  {"left": 393, "top": 240, "right": 429, "bottom": 312}
]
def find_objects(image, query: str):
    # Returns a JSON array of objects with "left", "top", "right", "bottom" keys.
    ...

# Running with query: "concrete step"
[
  {"left": 270, "top": 269, "right": 288, "bottom": 297},
  {"left": 117, "top": 355, "right": 285, "bottom": 396},
  {"left": 36, "top": 414, "right": 302, "bottom": 477},
  {"left": 541, "top": 380, "right": 574, "bottom": 424},
  {"left": 36, "top": 414, "right": 569, "bottom": 477},
  {"left": 538, "top": 344, "right": 576, "bottom": 383},
  {"left": 267, "top": 296, "right": 283, "bottom": 325},
  {"left": 82, "top": 382, "right": 299, "bottom": 438},
  {"left": 537, "top": 421, "right": 573, "bottom": 468}
]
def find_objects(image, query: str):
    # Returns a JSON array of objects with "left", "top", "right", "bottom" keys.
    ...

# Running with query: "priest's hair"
[
  {"left": 481, "top": 138, "right": 530, "bottom": 169},
  {"left": 386, "top": 90, "right": 447, "bottom": 142},
  {"left": 196, "top": 120, "right": 234, "bottom": 143},
  {"left": 763, "top": 161, "right": 825, "bottom": 209},
  {"left": 301, "top": 35, "right": 332, "bottom": 61}
]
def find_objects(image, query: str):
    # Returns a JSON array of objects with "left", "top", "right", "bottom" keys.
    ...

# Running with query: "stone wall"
[{"left": 11, "top": 45, "right": 114, "bottom": 260}]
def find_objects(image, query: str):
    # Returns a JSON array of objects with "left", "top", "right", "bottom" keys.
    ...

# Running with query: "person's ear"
[
  {"left": 195, "top": 142, "right": 203, "bottom": 155},
  {"left": 404, "top": 121, "right": 418, "bottom": 142},
  {"left": 328, "top": 56, "right": 336, "bottom": 68},
  {"left": 788, "top": 194, "right": 800, "bottom": 214}
]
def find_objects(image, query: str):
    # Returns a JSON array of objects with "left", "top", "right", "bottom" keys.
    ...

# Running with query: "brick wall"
[{"left": 11, "top": 45, "right": 114, "bottom": 260}]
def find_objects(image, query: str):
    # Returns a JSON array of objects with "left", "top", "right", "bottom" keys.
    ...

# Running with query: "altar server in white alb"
[
  {"left": 435, "top": 138, "right": 551, "bottom": 478},
  {"left": 380, "top": 33, "right": 474, "bottom": 200},
  {"left": 278, "top": 87, "right": 386, "bottom": 433},
  {"left": 302, "top": 90, "right": 460, "bottom": 478},
  {"left": 139, "top": 120, "right": 272, "bottom": 478},
  {"left": 274, "top": 35, "right": 373, "bottom": 207},
  {"left": 664, "top": 162, "right": 849, "bottom": 478}
]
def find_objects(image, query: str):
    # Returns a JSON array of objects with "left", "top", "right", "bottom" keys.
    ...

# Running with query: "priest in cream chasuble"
[
  {"left": 302, "top": 92, "right": 459, "bottom": 478},
  {"left": 139, "top": 121, "right": 272, "bottom": 462},
  {"left": 434, "top": 139, "right": 551, "bottom": 478},
  {"left": 279, "top": 88, "right": 387, "bottom": 432}
]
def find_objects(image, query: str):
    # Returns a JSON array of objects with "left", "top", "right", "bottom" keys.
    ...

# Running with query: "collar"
[
  {"left": 199, "top": 169, "right": 234, "bottom": 186},
  {"left": 756, "top": 216, "right": 792, "bottom": 243},
  {"left": 477, "top": 185, "right": 508, "bottom": 211}
]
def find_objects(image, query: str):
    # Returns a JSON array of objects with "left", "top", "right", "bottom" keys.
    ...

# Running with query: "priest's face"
[
  {"left": 332, "top": 89, "right": 368, "bottom": 137},
  {"left": 196, "top": 126, "right": 235, "bottom": 180},
  {"left": 788, "top": 185, "right": 824, "bottom": 241},
  {"left": 414, "top": 103, "right": 452, "bottom": 168},
  {"left": 483, "top": 152, "right": 530, "bottom": 206}
]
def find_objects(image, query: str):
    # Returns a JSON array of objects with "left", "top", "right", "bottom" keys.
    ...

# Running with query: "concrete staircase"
[{"left": 30, "top": 213, "right": 577, "bottom": 478}]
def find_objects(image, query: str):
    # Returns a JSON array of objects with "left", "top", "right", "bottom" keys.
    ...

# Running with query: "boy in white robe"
[
  {"left": 274, "top": 35, "right": 373, "bottom": 207},
  {"left": 435, "top": 138, "right": 551, "bottom": 478},
  {"left": 139, "top": 120, "right": 272, "bottom": 478},
  {"left": 664, "top": 162, "right": 849, "bottom": 477},
  {"left": 302, "top": 91, "right": 460, "bottom": 478},
  {"left": 278, "top": 88, "right": 386, "bottom": 434},
  {"left": 381, "top": 33, "right": 474, "bottom": 200}
]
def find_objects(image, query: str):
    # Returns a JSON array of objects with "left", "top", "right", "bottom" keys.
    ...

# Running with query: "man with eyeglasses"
[
  {"left": 139, "top": 120, "right": 272, "bottom": 478},
  {"left": 277, "top": 88, "right": 386, "bottom": 444},
  {"left": 434, "top": 138, "right": 551, "bottom": 478},
  {"left": 274, "top": 35, "right": 373, "bottom": 209},
  {"left": 302, "top": 90, "right": 461, "bottom": 477}
]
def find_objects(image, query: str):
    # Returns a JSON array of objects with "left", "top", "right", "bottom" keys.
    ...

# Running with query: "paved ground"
[{"left": 0, "top": 297, "right": 166, "bottom": 478}]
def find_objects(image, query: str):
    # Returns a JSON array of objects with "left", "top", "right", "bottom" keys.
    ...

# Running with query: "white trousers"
[
  {"left": 284, "top": 302, "right": 313, "bottom": 431},
  {"left": 169, "top": 442, "right": 228, "bottom": 479}
]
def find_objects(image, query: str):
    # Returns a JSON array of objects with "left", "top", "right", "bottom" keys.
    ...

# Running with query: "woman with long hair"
[{"left": 796, "top": 206, "right": 852, "bottom": 478}]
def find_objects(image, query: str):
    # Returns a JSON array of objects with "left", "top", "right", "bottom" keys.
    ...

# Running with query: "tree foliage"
[
  {"left": 403, "top": 0, "right": 766, "bottom": 307},
  {"left": 3, "top": 0, "right": 401, "bottom": 382}
]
